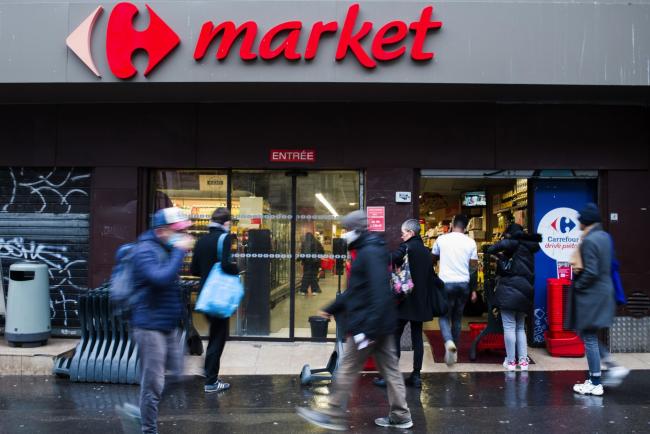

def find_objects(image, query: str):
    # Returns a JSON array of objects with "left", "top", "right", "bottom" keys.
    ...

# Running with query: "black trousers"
[
  {"left": 204, "top": 316, "right": 229, "bottom": 385},
  {"left": 395, "top": 319, "right": 424, "bottom": 372},
  {"left": 299, "top": 262, "right": 321, "bottom": 293}
]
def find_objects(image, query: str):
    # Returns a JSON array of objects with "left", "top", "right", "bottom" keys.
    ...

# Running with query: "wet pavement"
[{"left": 1, "top": 371, "right": 649, "bottom": 433}]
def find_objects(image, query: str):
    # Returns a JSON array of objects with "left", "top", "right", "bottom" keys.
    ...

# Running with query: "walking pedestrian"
[
  {"left": 298, "top": 232, "right": 324, "bottom": 295},
  {"left": 191, "top": 207, "right": 239, "bottom": 393},
  {"left": 568, "top": 203, "right": 629, "bottom": 396},
  {"left": 296, "top": 210, "right": 413, "bottom": 431},
  {"left": 374, "top": 218, "right": 435, "bottom": 388},
  {"left": 486, "top": 223, "right": 541, "bottom": 371},
  {"left": 115, "top": 207, "right": 194, "bottom": 434},
  {"left": 431, "top": 214, "right": 478, "bottom": 366}
]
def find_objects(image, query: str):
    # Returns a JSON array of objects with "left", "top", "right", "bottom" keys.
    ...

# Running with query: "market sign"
[
  {"left": 66, "top": 2, "right": 443, "bottom": 79},
  {"left": 367, "top": 206, "right": 385, "bottom": 232},
  {"left": 270, "top": 149, "right": 316, "bottom": 163}
]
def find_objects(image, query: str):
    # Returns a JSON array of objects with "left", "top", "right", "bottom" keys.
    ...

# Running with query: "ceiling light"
[
  {"left": 349, "top": 202, "right": 357, "bottom": 206},
  {"left": 316, "top": 193, "right": 339, "bottom": 217}
]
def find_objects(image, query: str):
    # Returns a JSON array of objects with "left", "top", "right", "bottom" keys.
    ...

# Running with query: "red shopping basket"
[{"left": 469, "top": 322, "right": 505, "bottom": 351}]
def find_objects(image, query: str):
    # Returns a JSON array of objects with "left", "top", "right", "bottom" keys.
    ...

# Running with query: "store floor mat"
[{"left": 424, "top": 330, "right": 534, "bottom": 364}]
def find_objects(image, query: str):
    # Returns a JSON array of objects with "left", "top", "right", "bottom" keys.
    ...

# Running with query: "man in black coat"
[
  {"left": 297, "top": 210, "right": 413, "bottom": 431},
  {"left": 191, "top": 207, "right": 239, "bottom": 393}
]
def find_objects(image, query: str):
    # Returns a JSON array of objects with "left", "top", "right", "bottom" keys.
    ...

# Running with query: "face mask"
[
  {"left": 342, "top": 230, "right": 360, "bottom": 245},
  {"left": 167, "top": 233, "right": 184, "bottom": 248}
]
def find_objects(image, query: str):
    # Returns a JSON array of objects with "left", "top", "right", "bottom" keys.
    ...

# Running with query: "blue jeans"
[
  {"left": 500, "top": 310, "right": 527, "bottom": 362},
  {"left": 438, "top": 282, "right": 470, "bottom": 345},
  {"left": 580, "top": 330, "right": 615, "bottom": 377}
]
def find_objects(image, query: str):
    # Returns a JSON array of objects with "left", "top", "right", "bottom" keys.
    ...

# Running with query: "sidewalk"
[
  {"left": 2, "top": 337, "right": 649, "bottom": 376},
  {"left": 185, "top": 339, "right": 650, "bottom": 376}
]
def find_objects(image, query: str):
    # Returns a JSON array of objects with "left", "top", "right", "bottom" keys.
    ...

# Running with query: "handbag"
[
  {"left": 391, "top": 248, "right": 414, "bottom": 297},
  {"left": 429, "top": 270, "right": 448, "bottom": 317},
  {"left": 195, "top": 233, "right": 244, "bottom": 318}
]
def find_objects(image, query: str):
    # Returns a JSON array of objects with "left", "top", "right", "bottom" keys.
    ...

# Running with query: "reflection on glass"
[
  {"left": 295, "top": 171, "right": 360, "bottom": 339},
  {"left": 151, "top": 170, "right": 229, "bottom": 337},
  {"left": 230, "top": 171, "right": 292, "bottom": 338}
]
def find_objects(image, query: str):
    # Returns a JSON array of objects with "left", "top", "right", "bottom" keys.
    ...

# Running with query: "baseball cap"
[{"left": 152, "top": 207, "right": 192, "bottom": 231}]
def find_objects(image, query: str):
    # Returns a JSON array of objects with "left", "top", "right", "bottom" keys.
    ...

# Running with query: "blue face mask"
[{"left": 167, "top": 233, "right": 184, "bottom": 248}]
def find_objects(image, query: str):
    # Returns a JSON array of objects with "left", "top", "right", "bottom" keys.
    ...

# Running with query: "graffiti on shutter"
[{"left": 0, "top": 168, "right": 90, "bottom": 336}]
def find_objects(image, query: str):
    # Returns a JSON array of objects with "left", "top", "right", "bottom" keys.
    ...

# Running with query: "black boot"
[{"left": 405, "top": 371, "right": 421, "bottom": 388}]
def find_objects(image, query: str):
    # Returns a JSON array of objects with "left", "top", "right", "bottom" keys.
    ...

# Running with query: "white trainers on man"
[
  {"left": 602, "top": 366, "right": 630, "bottom": 388},
  {"left": 444, "top": 340, "right": 457, "bottom": 366},
  {"left": 573, "top": 379, "right": 604, "bottom": 396}
]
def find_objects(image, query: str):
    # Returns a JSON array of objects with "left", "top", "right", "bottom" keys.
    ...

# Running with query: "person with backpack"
[
  {"left": 486, "top": 223, "right": 541, "bottom": 371},
  {"left": 115, "top": 207, "right": 194, "bottom": 434},
  {"left": 191, "top": 207, "right": 239, "bottom": 393},
  {"left": 568, "top": 203, "right": 629, "bottom": 396},
  {"left": 296, "top": 210, "right": 413, "bottom": 431}
]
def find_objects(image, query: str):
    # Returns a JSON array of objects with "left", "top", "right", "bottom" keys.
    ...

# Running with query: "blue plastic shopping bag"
[{"left": 195, "top": 233, "right": 244, "bottom": 318}]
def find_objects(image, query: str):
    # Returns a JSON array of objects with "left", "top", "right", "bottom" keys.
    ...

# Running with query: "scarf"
[{"left": 570, "top": 223, "right": 597, "bottom": 274}]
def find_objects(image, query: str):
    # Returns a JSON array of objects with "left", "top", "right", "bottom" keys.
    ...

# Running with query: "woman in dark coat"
[
  {"left": 567, "top": 203, "right": 628, "bottom": 396},
  {"left": 375, "top": 219, "right": 435, "bottom": 388},
  {"left": 487, "top": 223, "right": 541, "bottom": 371}
]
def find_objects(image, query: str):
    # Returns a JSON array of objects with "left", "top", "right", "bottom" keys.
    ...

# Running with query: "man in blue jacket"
[
  {"left": 117, "top": 207, "right": 194, "bottom": 434},
  {"left": 296, "top": 210, "right": 412, "bottom": 431}
]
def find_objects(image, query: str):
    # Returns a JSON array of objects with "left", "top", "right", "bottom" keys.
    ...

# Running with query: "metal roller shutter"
[{"left": 0, "top": 168, "right": 90, "bottom": 336}]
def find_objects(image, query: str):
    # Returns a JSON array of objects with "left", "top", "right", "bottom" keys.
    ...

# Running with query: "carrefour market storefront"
[{"left": 0, "top": 1, "right": 648, "bottom": 348}]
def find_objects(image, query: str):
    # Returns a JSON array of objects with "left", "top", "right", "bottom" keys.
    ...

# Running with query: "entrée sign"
[{"left": 270, "top": 149, "right": 316, "bottom": 163}]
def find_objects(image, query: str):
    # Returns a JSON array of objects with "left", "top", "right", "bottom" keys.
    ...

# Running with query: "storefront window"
[
  {"left": 151, "top": 170, "right": 229, "bottom": 336},
  {"left": 150, "top": 169, "right": 362, "bottom": 340}
]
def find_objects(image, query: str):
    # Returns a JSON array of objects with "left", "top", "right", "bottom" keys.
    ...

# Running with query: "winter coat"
[
  {"left": 323, "top": 231, "right": 397, "bottom": 340},
  {"left": 567, "top": 224, "right": 616, "bottom": 331},
  {"left": 391, "top": 235, "right": 435, "bottom": 322},
  {"left": 487, "top": 232, "right": 540, "bottom": 313},
  {"left": 191, "top": 226, "right": 239, "bottom": 290},
  {"left": 299, "top": 235, "right": 324, "bottom": 267},
  {"left": 130, "top": 230, "right": 186, "bottom": 332}
]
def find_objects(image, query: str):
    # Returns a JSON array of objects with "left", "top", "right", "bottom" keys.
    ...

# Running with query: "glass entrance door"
[{"left": 230, "top": 170, "right": 361, "bottom": 340}]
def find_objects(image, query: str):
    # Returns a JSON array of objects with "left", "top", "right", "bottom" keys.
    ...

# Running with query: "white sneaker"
[
  {"left": 444, "top": 340, "right": 457, "bottom": 366},
  {"left": 602, "top": 366, "right": 630, "bottom": 388},
  {"left": 518, "top": 357, "right": 530, "bottom": 371},
  {"left": 573, "top": 379, "right": 604, "bottom": 396},
  {"left": 503, "top": 358, "right": 516, "bottom": 371}
]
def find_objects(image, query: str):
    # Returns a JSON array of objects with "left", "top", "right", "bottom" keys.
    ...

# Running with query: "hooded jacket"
[
  {"left": 129, "top": 230, "right": 186, "bottom": 332},
  {"left": 323, "top": 231, "right": 397, "bottom": 340},
  {"left": 487, "top": 230, "right": 541, "bottom": 313}
]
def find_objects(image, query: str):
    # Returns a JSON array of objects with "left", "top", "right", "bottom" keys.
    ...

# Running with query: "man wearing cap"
[
  {"left": 117, "top": 207, "right": 194, "bottom": 434},
  {"left": 569, "top": 203, "right": 629, "bottom": 396},
  {"left": 296, "top": 210, "right": 413, "bottom": 431}
]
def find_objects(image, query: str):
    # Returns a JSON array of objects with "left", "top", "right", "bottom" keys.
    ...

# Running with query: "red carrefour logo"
[
  {"left": 66, "top": 2, "right": 443, "bottom": 79},
  {"left": 106, "top": 3, "right": 180, "bottom": 79}
]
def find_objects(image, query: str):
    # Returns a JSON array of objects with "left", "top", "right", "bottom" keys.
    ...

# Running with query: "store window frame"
[{"left": 146, "top": 168, "right": 364, "bottom": 343}]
